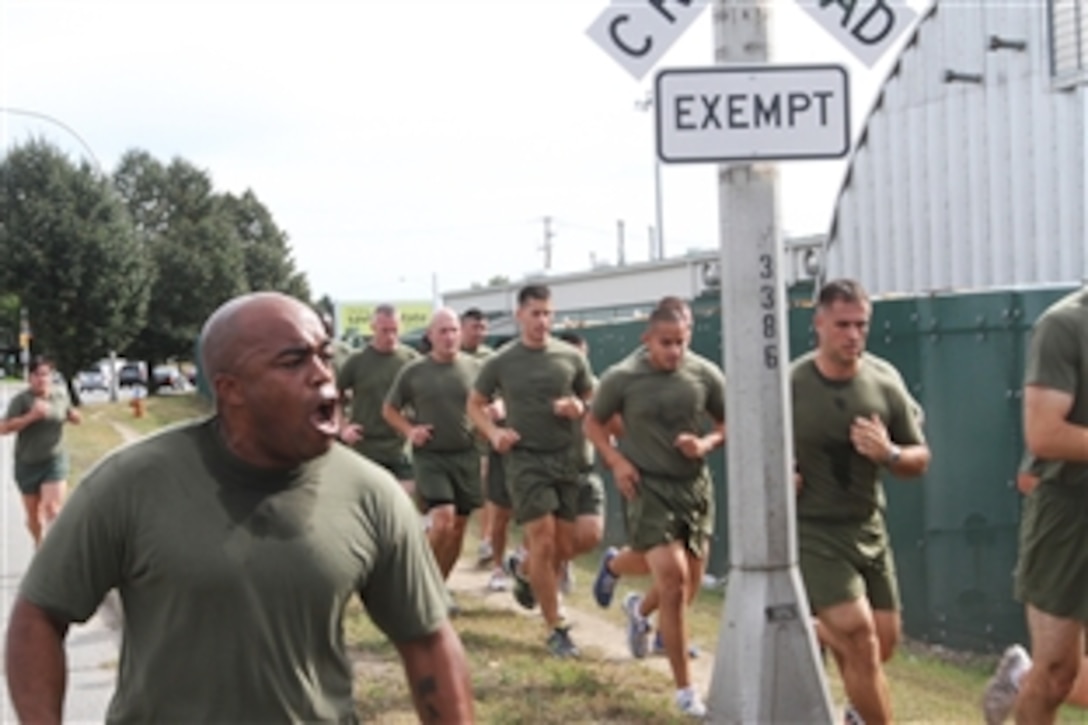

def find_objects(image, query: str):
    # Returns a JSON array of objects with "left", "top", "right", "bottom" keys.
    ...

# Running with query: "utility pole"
[
  {"left": 616, "top": 219, "right": 626, "bottom": 265},
  {"left": 541, "top": 215, "right": 555, "bottom": 270},
  {"left": 707, "top": 1, "right": 834, "bottom": 722},
  {"left": 635, "top": 92, "right": 665, "bottom": 260}
]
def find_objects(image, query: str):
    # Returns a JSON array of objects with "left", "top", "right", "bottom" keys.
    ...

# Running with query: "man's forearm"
[
  {"left": 396, "top": 623, "right": 475, "bottom": 723},
  {"left": 7, "top": 597, "right": 69, "bottom": 725},
  {"left": 584, "top": 417, "right": 621, "bottom": 468},
  {"left": 381, "top": 404, "right": 414, "bottom": 439},
  {"left": 1027, "top": 421, "right": 1088, "bottom": 463},
  {"left": 886, "top": 444, "right": 931, "bottom": 478},
  {"left": 0, "top": 413, "right": 34, "bottom": 436},
  {"left": 701, "top": 422, "right": 726, "bottom": 453},
  {"left": 467, "top": 397, "right": 497, "bottom": 442}
]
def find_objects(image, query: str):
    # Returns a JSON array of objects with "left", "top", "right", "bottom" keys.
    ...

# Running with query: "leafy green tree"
[
  {"left": 0, "top": 293, "right": 20, "bottom": 349},
  {"left": 113, "top": 152, "right": 247, "bottom": 372},
  {"left": 221, "top": 190, "right": 311, "bottom": 301},
  {"left": 0, "top": 139, "right": 151, "bottom": 390}
]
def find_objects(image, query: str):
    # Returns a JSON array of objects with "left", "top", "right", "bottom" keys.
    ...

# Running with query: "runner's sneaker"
[
  {"left": 504, "top": 550, "right": 523, "bottom": 577},
  {"left": 623, "top": 592, "right": 652, "bottom": 659},
  {"left": 843, "top": 703, "right": 865, "bottom": 725},
  {"left": 513, "top": 573, "right": 536, "bottom": 610},
  {"left": 593, "top": 547, "right": 619, "bottom": 607},
  {"left": 547, "top": 625, "right": 581, "bottom": 658},
  {"left": 652, "top": 629, "right": 700, "bottom": 659},
  {"left": 476, "top": 540, "right": 493, "bottom": 569},
  {"left": 559, "top": 561, "right": 575, "bottom": 595},
  {"left": 504, "top": 550, "right": 536, "bottom": 609},
  {"left": 486, "top": 567, "right": 510, "bottom": 592},
  {"left": 676, "top": 687, "right": 707, "bottom": 719},
  {"left": 981, "top": 644, "right": 1031, "bottom": 725}
]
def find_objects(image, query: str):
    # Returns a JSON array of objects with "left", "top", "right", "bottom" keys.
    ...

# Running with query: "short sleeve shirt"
[
  {"left": 791, "top": 352, "right": 926, "bottom": 523},
  {"left": 20, "top": 418, "right": 449, "bottom": 723},
  {"left": 1024, "top": 287, "right": 1088, "bottom": 488},
  {"left": 4, "top": 386, "right": 72, "bottom": 464},
  {"left": 473, "top": 338, "right": 593, "bottom": 452},
  {"left": 385, "top": 354, "right": 481, "bottom": 452},
  {"left": 337, "top": 344, "right": 420, "bottom": 461},
  {"left": 591, "top": 351, "right": 725, "bottom": 479}
]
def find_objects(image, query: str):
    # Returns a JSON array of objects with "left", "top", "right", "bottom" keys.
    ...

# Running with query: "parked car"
[
  {"left": 76, "top": 369, "right": 109, "bottom": 393},
  {"left": 118, "top": 362, "right": 148, "bottom": 388},
  {"left": 152, "top": 364, "right": 185, "bottom": 390}
]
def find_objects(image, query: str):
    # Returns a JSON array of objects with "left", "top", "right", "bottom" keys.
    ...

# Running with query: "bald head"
[
  {"left": 200, "top": 292, "right": 316, "bottom": 382},
  {"left": 428, "top": 307, "right": 459, "bottom": 332},
  {"left": 427, "top": 307, "right": 462, "bottom": 360}
]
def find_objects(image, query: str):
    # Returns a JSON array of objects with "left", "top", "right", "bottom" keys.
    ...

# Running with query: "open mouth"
[{"left": 311, "top": 398, "right": 340, "bottom": 436}]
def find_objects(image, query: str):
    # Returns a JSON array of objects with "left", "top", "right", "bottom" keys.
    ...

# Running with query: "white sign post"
[
  {"left": 649, "top": 8, "right": 849, "bottom": 724},
  {"left": 656, "top": 65, "right": 850, "bottom": 163},
  {"left": 795, "top": 0, "right": 919, "bottom": 67},
  {"left": 586, "top": 0, "right": 710, "bottom": 80}
]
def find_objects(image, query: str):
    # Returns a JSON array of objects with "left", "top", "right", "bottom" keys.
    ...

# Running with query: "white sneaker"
[
  {"left": 676, "top": 688, "right": 707, "bottom": 719},
  {"left": 477, "top": 540, "right": 493, "bottom": 568},
  {"left": 981, "top": 644, "right": 1031, "bottom": 724},
  {"left": 622, "top": 592, "right": 651, "bottom": 659},
  {"left": 843, "top": 703, "right": 865, "bottom": 725},
  {"left": 559, "top": 561, "right": 575, "bottom": 595},
  {"left": 486, "top": 568, "right": 510, "bottom": 592}
]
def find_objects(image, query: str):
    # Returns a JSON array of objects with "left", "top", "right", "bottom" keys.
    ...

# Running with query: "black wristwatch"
[{"left": 884, "top": 445, "right": 902, "bottom": 467}]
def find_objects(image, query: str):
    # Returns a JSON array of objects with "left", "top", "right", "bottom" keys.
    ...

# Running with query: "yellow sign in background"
[{"left": 335, "top": 300, "right": 434, "bottom": 339}]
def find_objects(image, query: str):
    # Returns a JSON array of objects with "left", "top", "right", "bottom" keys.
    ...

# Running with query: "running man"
[
  {"left": 337, "top": 304, "right": 419, "bottom": 495},
  {"left": 459, "top": 307, "right": 499, "bottom": 569},
  {"left": 792, "top": 278, "right": 930, "bottom": 725},
  {"left": 584, "top": 305, "right": 726, "bottom": 718},
  {"left": 383, "top": 308, "right": 483, "bottom": 580},
  {"left": 1004, "top": 285, "right": 1088, "bottom": 724},
  {"left": 467, "top": 284, "right": 593, "bottom": 657},
  {"left": 1, "top": 355, "right": 82, "bottom": 546}
]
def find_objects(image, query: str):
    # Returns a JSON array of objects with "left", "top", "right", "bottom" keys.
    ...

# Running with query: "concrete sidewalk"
[{"left": 1, "top": 381, "right": 119, "bottom": 723}]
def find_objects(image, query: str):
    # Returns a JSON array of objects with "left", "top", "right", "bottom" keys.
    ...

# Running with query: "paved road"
[{"left": 0, "top": 381, "right": 119, "bottom": 723}]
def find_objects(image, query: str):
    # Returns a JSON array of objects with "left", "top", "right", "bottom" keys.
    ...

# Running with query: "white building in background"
[
  {"left": 823, "top": 1, "right": 1088, "bottom": 296},
  {"left": 441, "top": 234, "right": 826, "bottom": 327}
]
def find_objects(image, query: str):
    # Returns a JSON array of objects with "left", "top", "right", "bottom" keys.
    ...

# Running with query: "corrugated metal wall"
[{"left": 826, "top": 2, "right": 1088, "bottom": 296}]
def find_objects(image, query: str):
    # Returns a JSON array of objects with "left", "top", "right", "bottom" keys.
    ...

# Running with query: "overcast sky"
[{"left": 1, "top": 0, "right": 928, "bottom": 303}]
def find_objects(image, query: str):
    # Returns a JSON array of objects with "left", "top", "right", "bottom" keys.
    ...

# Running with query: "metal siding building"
[
  {"left": 441, "top": 234, "right": 825, "bottom": 324},
  {"left": 826, "top": 1, "right": 1088, "bottom": 295}
]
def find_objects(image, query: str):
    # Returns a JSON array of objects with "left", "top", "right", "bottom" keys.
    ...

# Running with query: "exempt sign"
[{"left": 655, "top": 64, "right": 851, "bottom": 164}]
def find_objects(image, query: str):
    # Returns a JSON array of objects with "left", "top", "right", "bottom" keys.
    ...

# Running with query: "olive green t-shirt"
[
  {"left": 385, "top": 354, "right": 481, "bottom": 452},
  {"left": 461, "top": 343, "right": 494, "bottom": 360},
  {"left": 1024, "top": 287, "right": 1088, "bottom": 489},
  {"left": 337, "top": 344, "right": 420, "bottom": 462},
  {"left": 473, "top": 338, "right": 593, "bottom": 453},
  {"left": 591, "top": 351, "right": 725, "bottom": 480},
  {"left": 20, "top": 418, "right": 448, "bottom": 724},
  {"left": 331, "top": 340, "right": 355, "bottom": 377},
  {"left": 4, "top": 386, "right": 72, "bottom": 464},
  {"left": 791, "top": 351, "right": 926, "bottom": 523}
]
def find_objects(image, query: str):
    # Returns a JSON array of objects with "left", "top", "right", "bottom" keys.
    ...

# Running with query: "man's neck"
[
  {"left": 519, "top": 334, "right": 547, "bottom": 350},
  {"left": 813, "top": 352, "right": 860, "bottom": 381}
]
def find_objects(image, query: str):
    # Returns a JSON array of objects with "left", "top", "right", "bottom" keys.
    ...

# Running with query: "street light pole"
[
  {"left": 0, "top": 106, "right": 106, "bottom": 176},
  {"left": 635, "top": 92, "right": 665, "bottom": 260}
]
